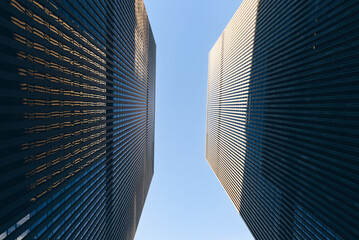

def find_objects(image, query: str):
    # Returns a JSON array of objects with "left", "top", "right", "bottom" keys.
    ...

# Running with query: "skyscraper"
[
  {"left": 0, "top": 0, "right": 155, "bottom": 239},
  {"left": 206, "top": 0, "right": 359, "bottom": 239}
]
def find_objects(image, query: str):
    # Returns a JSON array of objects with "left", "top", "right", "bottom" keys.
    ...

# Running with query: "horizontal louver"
[{"left": 206, "top": 0, "right": 359, "bottom": 239}]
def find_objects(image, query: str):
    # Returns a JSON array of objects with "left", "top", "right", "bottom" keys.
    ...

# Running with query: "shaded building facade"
[
  {"left": 0, "top": 0, "right": 155, "bottom": 239},
  {"left": 206, "top": 0, "right": 358, "bottom": 239}
]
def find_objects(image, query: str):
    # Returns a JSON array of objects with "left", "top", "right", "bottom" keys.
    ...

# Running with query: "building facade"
[
  {"left": 0, "top": 0, "right": 155, "bottom": 239},
  {"left": 206, "top": 0, "right": 358, "bottom": 239}
]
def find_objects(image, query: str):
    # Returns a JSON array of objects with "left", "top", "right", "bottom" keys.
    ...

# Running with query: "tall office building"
[
  {"left": 206, "top": 0, "right": 358, "bottom": 239},
  {"left": 0, "top": 0, "right": 155, "bottom": 239}
]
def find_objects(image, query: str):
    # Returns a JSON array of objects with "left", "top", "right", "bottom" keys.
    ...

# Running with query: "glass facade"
[
  {"left": 206, "top": 0, "right": 359, "bottom": 239},
  {"left": 0, "top": 0, "right": 155, "bottom": 239}
]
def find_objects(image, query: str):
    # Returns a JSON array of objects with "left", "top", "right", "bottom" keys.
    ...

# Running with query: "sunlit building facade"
[
  {"left": 0, "top": 0, "right": 155, "bottom": 239},
  {"left": 206, "top": 0, "right": 359, "bottom": 239}
]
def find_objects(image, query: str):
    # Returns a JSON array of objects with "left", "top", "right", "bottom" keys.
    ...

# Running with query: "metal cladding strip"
[
  {"left": 0, "top": 0, "right": 155, "bottom": 240},
  {"left": 206, "top": 0, "right": 359, "bottom": 239}
]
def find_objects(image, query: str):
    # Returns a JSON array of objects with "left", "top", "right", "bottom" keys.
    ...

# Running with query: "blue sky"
[{"left": 136, "top": 1, "right": 254, "bottom": 239}]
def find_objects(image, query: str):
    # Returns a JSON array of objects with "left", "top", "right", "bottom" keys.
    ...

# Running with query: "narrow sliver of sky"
[{"left": 136, "top": 1, "right": 254, "bottom": 239}]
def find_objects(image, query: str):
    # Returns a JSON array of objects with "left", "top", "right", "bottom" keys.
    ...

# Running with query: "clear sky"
[{"left": 135, "top": 1, "right": 254, "bottom": 239}]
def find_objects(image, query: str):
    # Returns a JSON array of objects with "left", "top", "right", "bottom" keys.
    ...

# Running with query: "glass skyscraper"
[
  {"left": 206, "top": 0, "right": 358, "bottom": 239},
  {"left": 0, "top": 0, "right": 155, "bottom": 239}
]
